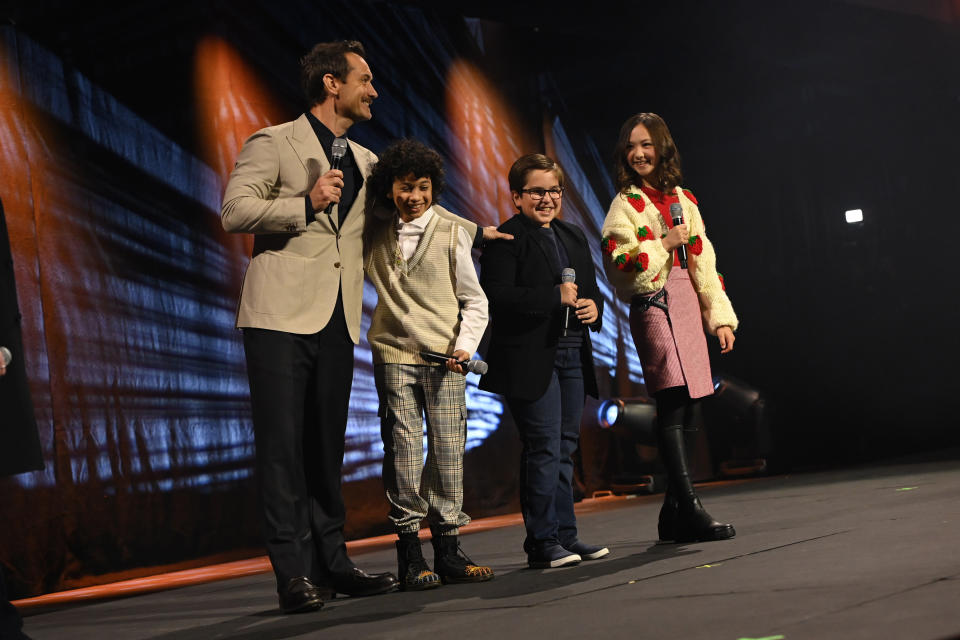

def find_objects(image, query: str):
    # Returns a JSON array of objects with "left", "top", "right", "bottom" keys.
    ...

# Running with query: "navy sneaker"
[
  {"left": 562, "top": 540, "right": 609, "bottom": 560},
  {"left": 527, "top": 544, "right": 582, "bottom": 569}
]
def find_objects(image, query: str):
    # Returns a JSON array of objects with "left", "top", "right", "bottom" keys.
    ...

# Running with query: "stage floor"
[{"left": 20, "top": 455, "right": 960, "bottom": 640}]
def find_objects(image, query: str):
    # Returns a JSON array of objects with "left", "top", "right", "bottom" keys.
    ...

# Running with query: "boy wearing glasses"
[{"left": 479, "top": 154, "right": 608, "bottom": 569}]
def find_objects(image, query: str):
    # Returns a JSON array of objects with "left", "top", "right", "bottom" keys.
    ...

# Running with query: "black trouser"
[{"left": 242, "top": 294, "right": 355, "bottom": 589}]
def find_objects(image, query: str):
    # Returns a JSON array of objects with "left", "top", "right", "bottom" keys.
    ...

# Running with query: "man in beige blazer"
[{"left": 221, "top": 40, "right": 501, "bottom": 614}]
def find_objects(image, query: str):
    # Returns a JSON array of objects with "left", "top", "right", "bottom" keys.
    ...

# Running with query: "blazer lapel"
[
  {"left": 287, "top": 113, "right": 328, "bottom": 177},
  {"left": 286, "top": 114, "right": 338, "bottom": 230},
  {"left": 340, "top": 139, "right": 373, "bottom": 234},
  {"left": 515, "top": 214, "right": 556, "bottom": 276},
  {"left": 554, "top": 221, "right": 579, "bottom": 273}
]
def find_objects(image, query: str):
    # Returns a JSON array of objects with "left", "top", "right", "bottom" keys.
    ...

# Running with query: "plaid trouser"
[{"left": 376, "top": 363, "right": 471, "bottom": 534}]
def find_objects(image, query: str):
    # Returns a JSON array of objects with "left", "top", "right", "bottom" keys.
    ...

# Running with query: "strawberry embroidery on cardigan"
[
  {"left": 688, "top": 235, "right": 703, "bottom": 255},
  {"left": 601, "top": 236, "right": 617, "bottom": 255},
  {"left": 636, "top": 225, "right": 655, "bottom": 242},
  {"left": 682, "top": 188, "right": 698, "bottom": 204},
  {"left": 651, "top": 272, "right": 660, "bottom": 283},
  {"left": 614, "top": 253, "right": 635, "bottom": 272},
  {"left": 636, "top": 252, "right": 649, "bottom": 272},
  {"left": 626, "top": 193, "right": 645, "bottom": 213},
  {"left": 718, "top": 272, "right": 726, "bottom": 290}
]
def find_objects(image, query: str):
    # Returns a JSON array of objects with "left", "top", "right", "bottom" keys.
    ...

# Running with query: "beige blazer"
[
  {"left": 221, "top": 114, "right": 478, "bottom": 342},
  {"left": 222, "top": 114, "right": 374, "bottom": 340}
]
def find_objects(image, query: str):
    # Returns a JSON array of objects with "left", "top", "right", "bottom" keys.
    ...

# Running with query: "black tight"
[{"left": 654, "top": 386, "right": 703, "bottom": 431}]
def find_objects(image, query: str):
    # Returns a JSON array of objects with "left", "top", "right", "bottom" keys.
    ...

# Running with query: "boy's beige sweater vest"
[{"left": 366, "top": 213, "right": 460, "bottom": 365}]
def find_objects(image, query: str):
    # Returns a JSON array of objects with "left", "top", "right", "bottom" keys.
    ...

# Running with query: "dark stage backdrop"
[
  {"left": 0, "top": 7, "right": 645, "bottom": 598},
  {"left": 5, "top": 0, "right": 957, "bottom": 599},
  {"left": 542, "top": 0, "right": 960, "bottom": 467}
]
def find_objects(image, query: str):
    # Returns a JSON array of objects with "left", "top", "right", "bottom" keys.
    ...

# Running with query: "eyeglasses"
[{"left": 520, "top": 187, "right": 564, "bottom": 201}]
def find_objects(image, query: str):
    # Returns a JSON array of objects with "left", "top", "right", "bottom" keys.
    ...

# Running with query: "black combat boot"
[
  {"left": 431, "top": 534, "right": 494, "bottom": 584},
  {"left": 396, "top": 532, "right": 442, "bottom": 591}
]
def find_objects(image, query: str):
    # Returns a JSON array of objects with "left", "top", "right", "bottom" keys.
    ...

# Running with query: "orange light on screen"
[
  {"left": 193, "top": 35, "right": 291, "bottom": 265},
  {"left": 193, "top": 35, "right": 289, "bottom": 184},
  {"left": 445, "top": 60, "right": 536, "bottom": 226}
]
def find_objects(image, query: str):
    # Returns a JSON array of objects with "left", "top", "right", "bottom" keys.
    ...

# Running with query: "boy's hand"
[
  {"left": 574, "top": 298, "right": 599, "bottom": 325},
  {"left": 446, "top": 349, "right": 471, "bottom": 375}
]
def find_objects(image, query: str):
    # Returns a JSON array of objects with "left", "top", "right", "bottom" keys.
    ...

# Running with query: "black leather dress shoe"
[
  {"left": 278, "top": 576, "right": 324, "bottom": 614},
  {"left": 330, "top": 567, "right": 398, "bottom": 597}
]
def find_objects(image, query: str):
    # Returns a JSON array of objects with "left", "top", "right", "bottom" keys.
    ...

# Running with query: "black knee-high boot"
[
  {"left": 658, "top": 424, "right": 735, "bottom": 542},
  {"left": 656, "top": 425, "right": 679, "bottom": 542}
]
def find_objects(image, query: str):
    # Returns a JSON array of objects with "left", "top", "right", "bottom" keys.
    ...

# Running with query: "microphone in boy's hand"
[{"left": 419, "top": 350, "right": 489, "bottom": 375}]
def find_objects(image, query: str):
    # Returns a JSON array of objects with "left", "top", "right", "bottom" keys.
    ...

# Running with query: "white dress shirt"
[{"left": 395, "top": 206, "right": 488, "bottom": 356}]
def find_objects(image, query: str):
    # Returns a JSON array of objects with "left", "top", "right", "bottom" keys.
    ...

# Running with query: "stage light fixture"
[
  {"left": 845, "top": 208, "right": 863, "bottom": 224},
  {"left": 598, "top": 397, "right": 657, "bottom": 445},
  {"left": 708, "top": 374, "right": 771, "bottom": 477},
  {"left": 598, "top": 397, "right": 659, "bottom": 495}
]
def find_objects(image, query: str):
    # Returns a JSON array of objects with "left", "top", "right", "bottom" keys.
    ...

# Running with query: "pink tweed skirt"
[{"left": 629, "top": 268, "right": 714, "bottom": 399}]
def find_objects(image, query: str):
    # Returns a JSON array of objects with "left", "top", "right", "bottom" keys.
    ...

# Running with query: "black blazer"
[{"left": 479, "top": 213, "right": 603, "bottom": 402}]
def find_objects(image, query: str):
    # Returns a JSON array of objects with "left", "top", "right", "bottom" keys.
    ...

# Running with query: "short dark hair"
[
  {"left": 507, "top": 153, "right": 565, "bottom": 194},
  {"left": 366, "top": 139, "right": 446, "bottom": 206},
  {"left": 300, "top": 40, "right": 366, "bottom": 106},
  {"left": 613, "top": 112, "right": 683, "bottom": 193},
  {"left": 363, "top": 139, "right": 446, "bottom": 251}
]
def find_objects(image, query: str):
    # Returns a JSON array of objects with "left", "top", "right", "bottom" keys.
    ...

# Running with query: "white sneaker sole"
[
  {"left": 529, "top": 553, "right": 582, "bottom": 569},
  {"left": 580, "top": 547, "right": 610, "bottom": 560}
]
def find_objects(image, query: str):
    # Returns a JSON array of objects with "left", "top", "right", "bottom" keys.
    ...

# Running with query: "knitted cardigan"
[{"left": 600, "top": 186, "right": 738, "bottom": 335}]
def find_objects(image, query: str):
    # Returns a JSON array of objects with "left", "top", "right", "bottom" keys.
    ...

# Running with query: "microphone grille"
[
  {"left": 331, "top": 137, "right": 348, "bottom": 159},
  {"left": 1, "top": 346, "right": 11, "bottom": 366},
  {"left": 561, "top": 267, "right": 576, "bottom": 283},
  {"left": 669, "top": 203, "right": 683, "bottom": 219},
  {"left": 470, "top": 360, "right": 489, "bottom": 375}
]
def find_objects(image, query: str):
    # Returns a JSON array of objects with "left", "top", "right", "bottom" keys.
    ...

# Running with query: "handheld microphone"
[
  {"left": 324, "top": 137, "right": 349, "bottom": 215},
  {"left": 561, "top": 267, "right": 576, "bottom": 337},
  {"left": 669, "top": 203, "right": 688, "bottom": 269},
  {"left": 1, "top": 346, "right": 11, "bottom": 367},
  {"left": 419, "top": 350, "right": 489, "bottom": 375}
]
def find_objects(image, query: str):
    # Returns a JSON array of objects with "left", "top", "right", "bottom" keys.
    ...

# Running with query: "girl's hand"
[
  {"left": 717, "top": 326, "right": 735, "bottom": 354},
  {"left": 661, "top": 224, "right": 689, "bottom": 252}
]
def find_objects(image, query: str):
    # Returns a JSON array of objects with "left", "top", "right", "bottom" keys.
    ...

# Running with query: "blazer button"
[{"left": 334, "top": 262, "right": 341, "bottom": 268}]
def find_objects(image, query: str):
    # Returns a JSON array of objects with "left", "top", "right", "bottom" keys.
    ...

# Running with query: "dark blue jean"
[{"left": 506, "top": 347, "right": 585, "bottom": 553}]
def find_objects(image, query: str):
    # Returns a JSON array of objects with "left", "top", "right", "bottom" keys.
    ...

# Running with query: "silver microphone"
[
  {"left": 419, "top": 350, "right": 489, "bottom": 375},
  {"left": 1, "top": 346, "right": 11, "bottom": 367},
  {"left": 324, "top": 137, "right": 349, "bottom": 215},
  {"left": 561, "top": 267, "right": 576, "bottom": 337}
]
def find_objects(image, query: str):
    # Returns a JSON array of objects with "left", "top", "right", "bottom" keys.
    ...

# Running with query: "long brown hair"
[{"left": 613, "top": 112, "right": 683, "bottom": 194}]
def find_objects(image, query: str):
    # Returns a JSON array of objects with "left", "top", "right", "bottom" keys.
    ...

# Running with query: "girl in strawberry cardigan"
[{"left": 600, "top": 113, "right": 738, "bottom": 543}]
